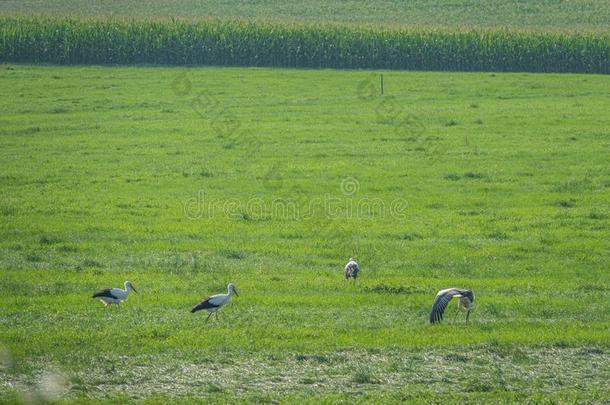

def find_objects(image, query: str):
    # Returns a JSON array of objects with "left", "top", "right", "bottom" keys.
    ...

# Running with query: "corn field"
[{"left": 0, "top": 17, "right": 608, "bottom": 73}]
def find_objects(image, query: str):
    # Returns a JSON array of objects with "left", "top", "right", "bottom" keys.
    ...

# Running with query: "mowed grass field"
[
  {"left": 1, "top": 0, "right": 610, "bottom": 30},
  {"left": 0, "top": 65, "right": 609, "bottom": 402}
]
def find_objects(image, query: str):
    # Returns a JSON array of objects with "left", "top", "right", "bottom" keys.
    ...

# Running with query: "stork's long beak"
[
  {"left": 233, "top": 288, "right": 238, "bottom": 297},
  {"left": 132, "top": 286, "right": 138, "bottom": 293}
]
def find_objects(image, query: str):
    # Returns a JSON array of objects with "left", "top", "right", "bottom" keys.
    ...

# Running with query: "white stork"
[
  {"left": 92, "top": 281, "right": 137, "bottom": 308},
  {"left": 191, "top": 283, "right": 238, "bottom": 321},
  {"left": 344, "top": 258, "right": 360, "bottom": 281},
  {"left": 430, "top": 288, "right": 475, "bottom": 324}
]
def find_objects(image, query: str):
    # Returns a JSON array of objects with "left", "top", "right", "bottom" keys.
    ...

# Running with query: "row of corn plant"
[{"left": 0, "top": 17, "right": 608, "bottom": 73}]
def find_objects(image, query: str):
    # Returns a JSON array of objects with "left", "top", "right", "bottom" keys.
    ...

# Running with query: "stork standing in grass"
[
  {"left": 430, "top": 288, "right": 475, "bottom": 324},
  {"left": 92, "top": 281, "right": 138, "bottom": 308},
  {"left": 191, "top": 283, "right": 238, "bottom": 321},
  {"left": 344, "top": 258, "right": 360, "bottom": 282}
]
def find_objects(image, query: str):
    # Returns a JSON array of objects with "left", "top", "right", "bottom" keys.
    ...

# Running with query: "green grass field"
[
  {"left": 0, "top": 65, "right": 609, "bottom": 402},
  {"left": 1, "top": 0, "right": 610, "bottom": 30}
]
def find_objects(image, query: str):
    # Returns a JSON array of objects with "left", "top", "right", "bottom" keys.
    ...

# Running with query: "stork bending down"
[{"left": 430, "top": 288, "right": 475, "bottom": 324}]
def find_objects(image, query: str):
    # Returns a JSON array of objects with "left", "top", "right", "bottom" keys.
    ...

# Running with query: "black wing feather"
[
  {"left": 92, "top": 288, "right": 118, "bottom": 299},
  {"left": 430, "top": 289, "right": 461, "bottom": 324},
  {"left": 191, "top": 298, "right": 220, "bottom": 313}
]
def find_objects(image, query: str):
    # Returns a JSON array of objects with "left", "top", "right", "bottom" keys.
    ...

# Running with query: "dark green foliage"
[{"left": 0, "top": 17, "right": 609, "bottom": 73}]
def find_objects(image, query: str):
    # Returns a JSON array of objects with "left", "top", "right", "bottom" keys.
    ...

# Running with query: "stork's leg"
[
  {"left": 465, "top": 309, "right": 471, "bottom": 324},
  {"left": 206, "top": 312, "right": 213, "bottom": 322}
]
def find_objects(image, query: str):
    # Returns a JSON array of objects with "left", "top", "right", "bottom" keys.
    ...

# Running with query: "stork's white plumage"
[
  {"left": 430, "top": 288, "right": 475, "bottom": 324},
  {"left": 344, "top": 258, "right": 360, "bottom": 281},
  {"left": 191, "top": 283, "right": 238, "bottom": 321},
  {"left": 92, "top": 281, "right": 138, "bottom": 308}
]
